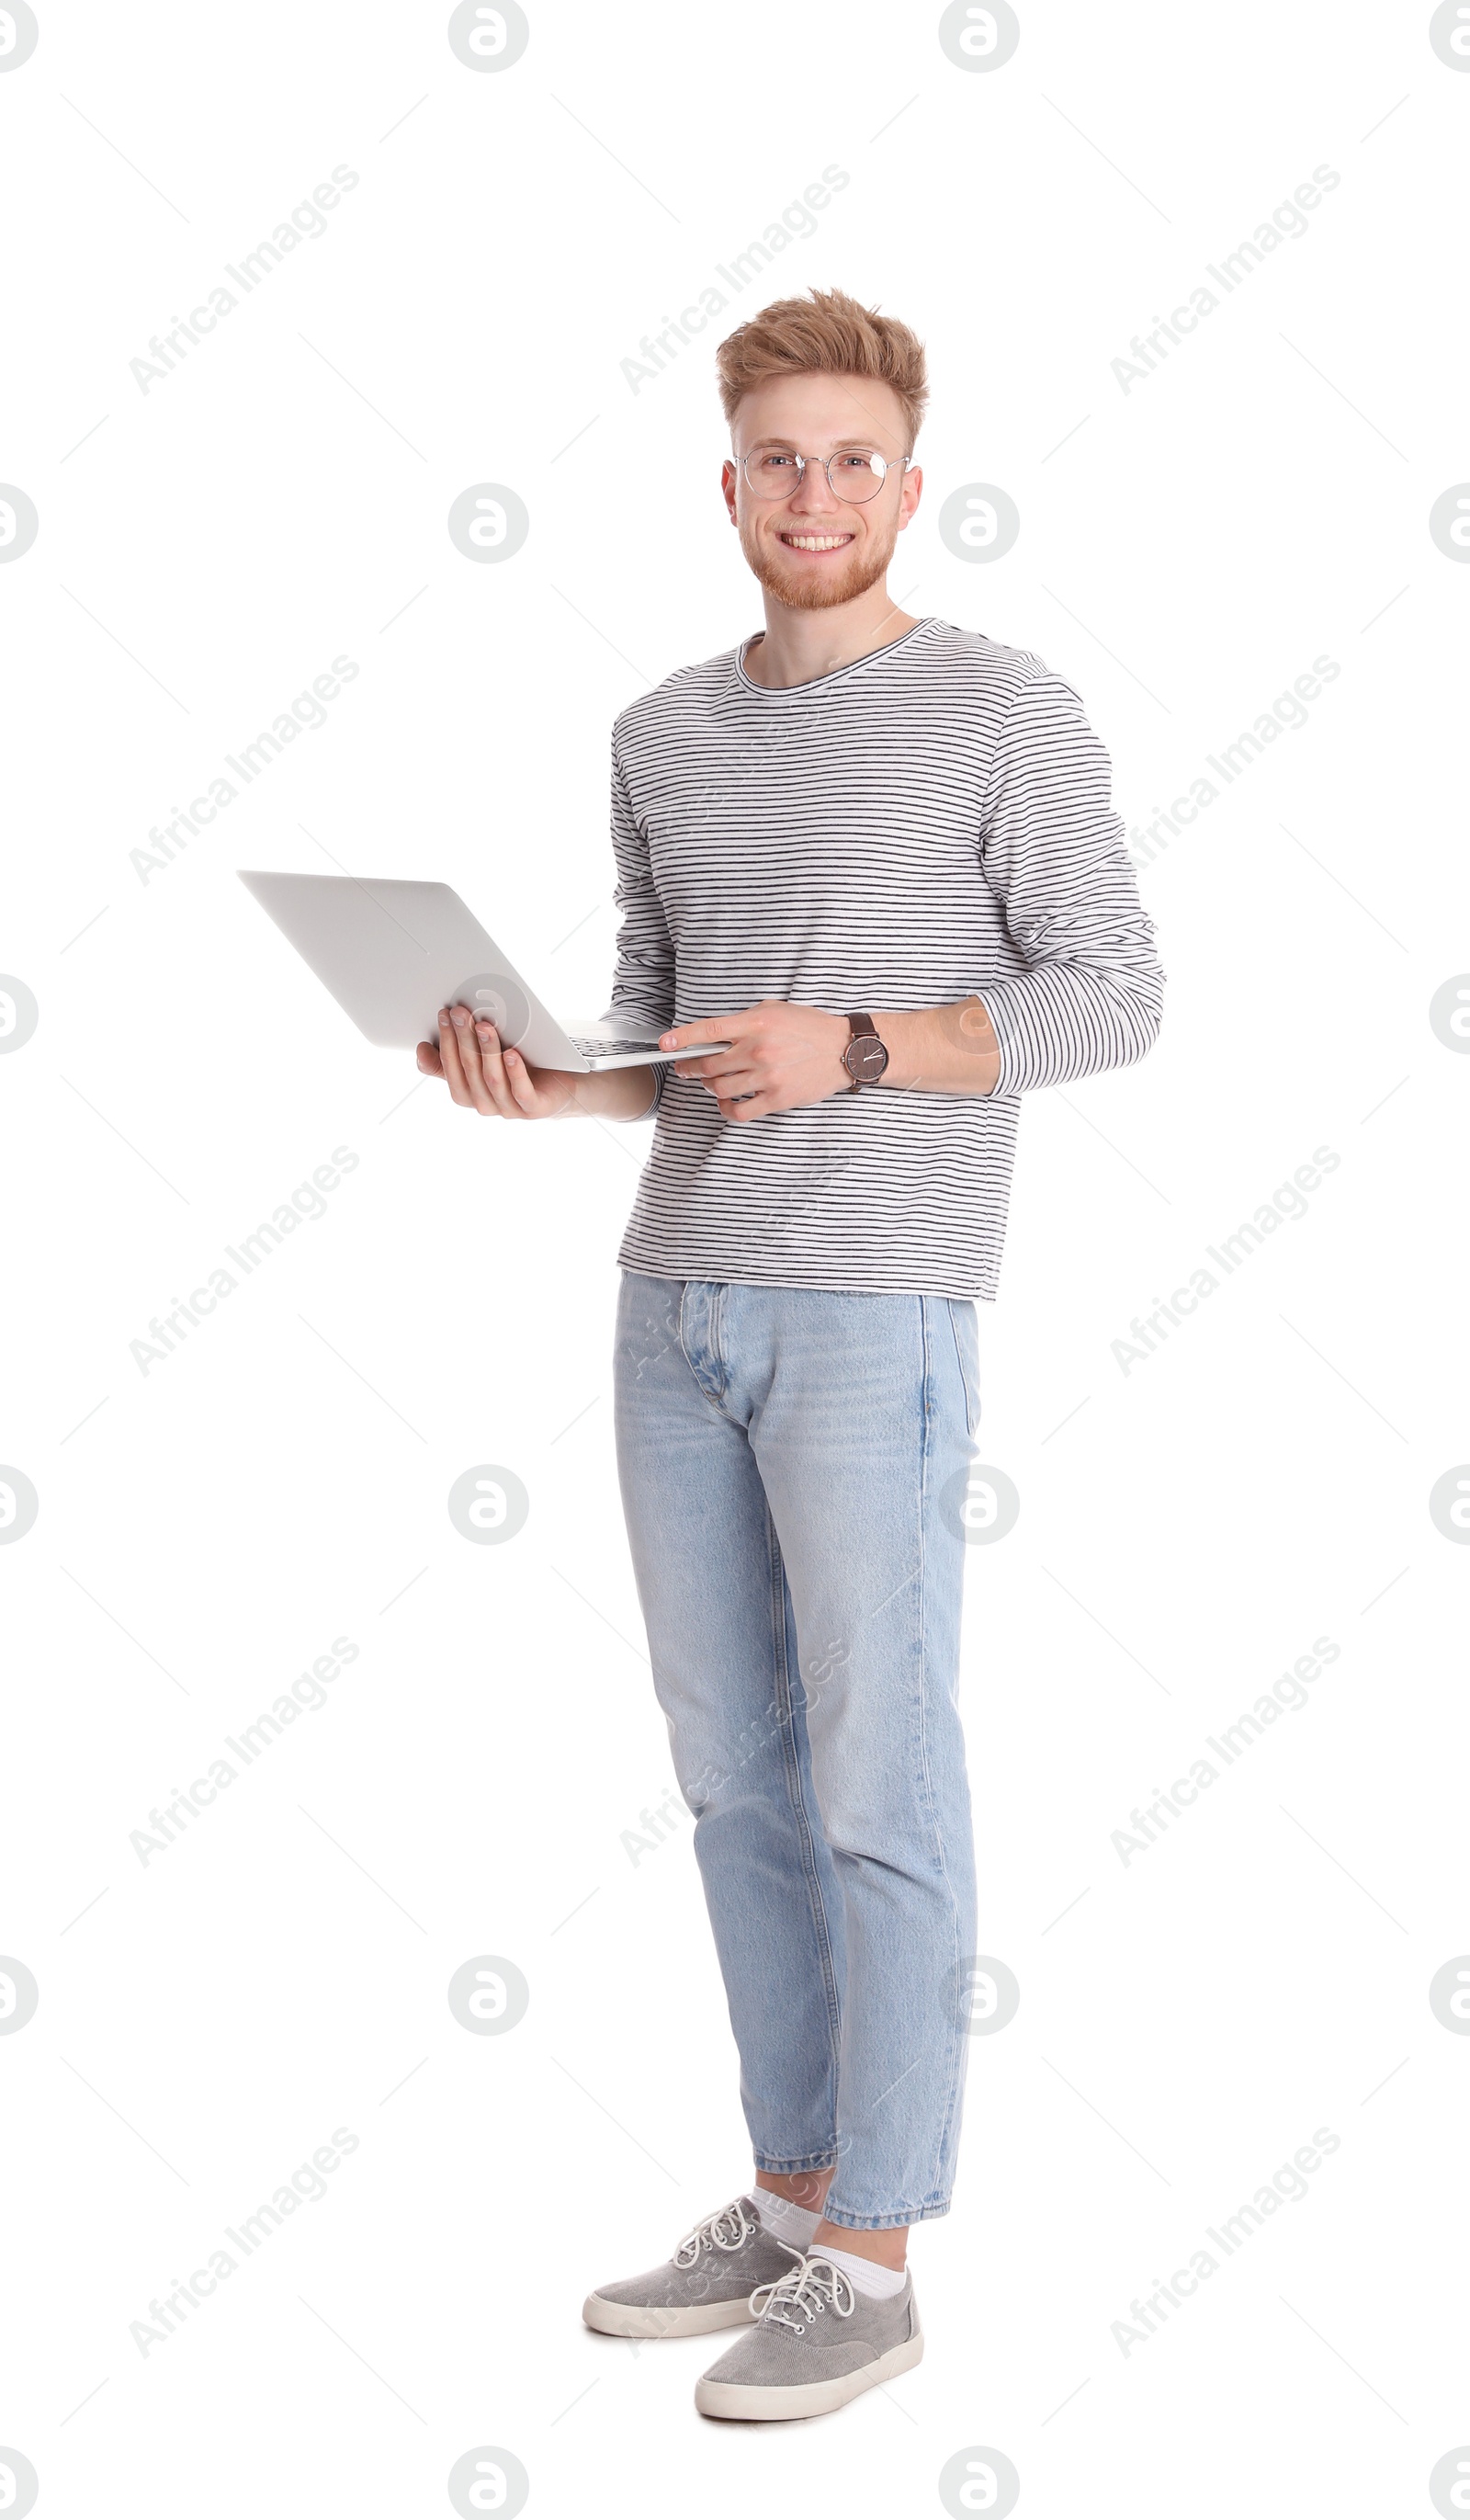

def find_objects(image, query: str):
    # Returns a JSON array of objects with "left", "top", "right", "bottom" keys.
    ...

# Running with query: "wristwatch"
[{"left": 842, "top": 1011, "right": 889, "bottom": 1089}]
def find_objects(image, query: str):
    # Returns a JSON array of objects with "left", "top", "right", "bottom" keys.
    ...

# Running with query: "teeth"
[{"left": 782, "top": 535, "right": 851, "bottom": 551}]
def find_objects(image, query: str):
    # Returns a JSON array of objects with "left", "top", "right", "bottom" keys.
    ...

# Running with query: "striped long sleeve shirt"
[{"left": 605, "top": 615, "right": 1164, "bottom": 1300}]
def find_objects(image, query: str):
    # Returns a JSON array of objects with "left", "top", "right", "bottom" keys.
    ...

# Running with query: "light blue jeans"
[{"left": 613, "top": 1273, "right": 979, "bottom": 2230}]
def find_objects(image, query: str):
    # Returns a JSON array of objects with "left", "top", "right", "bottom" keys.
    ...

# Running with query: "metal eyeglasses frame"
[{"left": 731, "top": 448, "right": 915, "bottom": 503}]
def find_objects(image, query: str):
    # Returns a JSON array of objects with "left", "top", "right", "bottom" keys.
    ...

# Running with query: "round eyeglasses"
[{"left": 734, "top": 447, "right": 913, "bottom": 504}]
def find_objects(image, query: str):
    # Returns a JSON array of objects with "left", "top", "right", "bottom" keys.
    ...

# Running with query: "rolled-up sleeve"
[
  {"left": 977, "top": 671, "right": 1165, "bottom": 1094},
  {"left": 600, "top": 740, "right": 677, "bottom": 1111}
]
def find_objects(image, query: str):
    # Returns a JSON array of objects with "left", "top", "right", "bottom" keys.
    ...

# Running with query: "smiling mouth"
[{"left": 778, "top": 532, "right": 854, "bottom": 552}]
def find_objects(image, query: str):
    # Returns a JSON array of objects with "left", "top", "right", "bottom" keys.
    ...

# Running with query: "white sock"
[
  {"left": 813, "top": 2242, "right": 908, "bottom": 2300},
  {"left": 752, "top": 2185, "right": 822, "bottom": 2249}
]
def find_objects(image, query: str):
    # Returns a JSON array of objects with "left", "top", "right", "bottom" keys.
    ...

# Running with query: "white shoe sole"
[
  {"left": 582, "top": 2291, "right": 758, "bottom": 2340},
  {"left": 695, "top": 2324, "right": 924, "bottom": 2421}
]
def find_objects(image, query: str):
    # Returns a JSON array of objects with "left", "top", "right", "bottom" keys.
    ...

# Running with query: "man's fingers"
[
  {"left": 438, "top": 1008, "right": 479, "bottom": 1107},
  {"left": 435, "top": 1005, "right": 574, "bottom": 1118},
  {"left": 448, "top": 1008, "right": 496, "bottom": 1113},
  {"left": 501, "top": 1046, "right": 550, "bottom": 1115},
  {"left": 473, "top": 1018, "right": 519, "bottom": 1113},
  {"left": 447, "top": 1006, "right": 498, "bottom": 1113},
  {"left": 502, "top": 1048, "right": 537, "bottom": 1112},
  {"left": 471, "top": 1017, "right": 527, "bottom": 1117},
  {"left": 673, "top": 1042, "right": 747, "bottom": 1073},
  {"left": 676, "top": 1057, "right": 756, "bottom": 1088},
  {"left": 661, "top": 1013, "right": 748, "bottom": 1050},
  {"left": 461, "top": 1011, "right": 513, "bottom": 1115}
]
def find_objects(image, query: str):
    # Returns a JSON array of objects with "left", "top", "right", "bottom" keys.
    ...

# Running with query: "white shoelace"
[
  {"left": 672, "top": 2195, "right": 759, "bottom": 2268},
  {"left": 751, "top": 2249, "right": 857, "bottom": 2334}
]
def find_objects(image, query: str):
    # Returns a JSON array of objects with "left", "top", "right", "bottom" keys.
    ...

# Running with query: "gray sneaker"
[
  {"left": 695, "top": 2251, "right": 923, "bottom": 2421},
  {"left": 582, "top": 2195, "right": 797, "bottom": 2340}
]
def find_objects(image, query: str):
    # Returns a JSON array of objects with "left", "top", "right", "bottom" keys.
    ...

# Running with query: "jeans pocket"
[{"left": 946, "top": 1298, "right": 980, "bottom": 1437}]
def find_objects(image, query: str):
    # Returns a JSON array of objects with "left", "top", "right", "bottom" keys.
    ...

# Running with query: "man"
[{"left": 420, "top": 288, "right": 1163, "bottom": 2422}]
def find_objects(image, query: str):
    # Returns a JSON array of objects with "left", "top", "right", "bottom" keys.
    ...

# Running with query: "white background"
[{"left": 3, "top": 2, "right": 1468, "bottom": 2513}]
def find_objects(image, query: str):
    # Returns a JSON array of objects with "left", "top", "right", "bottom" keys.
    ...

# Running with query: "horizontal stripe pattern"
[{"left": 603, "top": 616, "right": 1164, "bottom": 1300}]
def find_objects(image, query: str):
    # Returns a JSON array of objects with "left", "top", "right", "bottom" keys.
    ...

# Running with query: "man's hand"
[
  {"left": 662, "top": 995, "right": 1003, "bottom": 1116},
  {"left": 418, "top": 1005, "right": 659, "bottom": 1120},
  {"left": 417, "top": 1004, "right": 582, "bottom": 1118},
  {"left": 662, "top": 1001, "right": 852, "bottom": 1122}
]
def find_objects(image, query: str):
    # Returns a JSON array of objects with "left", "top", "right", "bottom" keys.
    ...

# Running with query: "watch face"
[{"left": 846, "top": 1035, "right": 889, "bottom": 1084}]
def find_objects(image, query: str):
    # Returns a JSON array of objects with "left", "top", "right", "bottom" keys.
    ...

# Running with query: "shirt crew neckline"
[{"left": 733, "top": 614, "right": 937, "bottom": 698}]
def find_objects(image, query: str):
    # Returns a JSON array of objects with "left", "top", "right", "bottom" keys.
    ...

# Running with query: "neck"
[{"left": 742, "top": 579, "right": 922, "bottom": 689}]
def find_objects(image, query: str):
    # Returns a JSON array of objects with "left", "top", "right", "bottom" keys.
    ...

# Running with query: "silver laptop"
[{"left": 237, "top": 871, "right": 722, "bottom": 1072}]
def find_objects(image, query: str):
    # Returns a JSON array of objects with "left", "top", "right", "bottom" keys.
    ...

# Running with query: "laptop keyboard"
[{"left": 567, "top": 1035, "right": 662, "bottom": 1058}]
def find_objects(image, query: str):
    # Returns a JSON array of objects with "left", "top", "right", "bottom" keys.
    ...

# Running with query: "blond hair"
[{"left": 715, "top": 287, "right": 928, "bottom": 449}]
